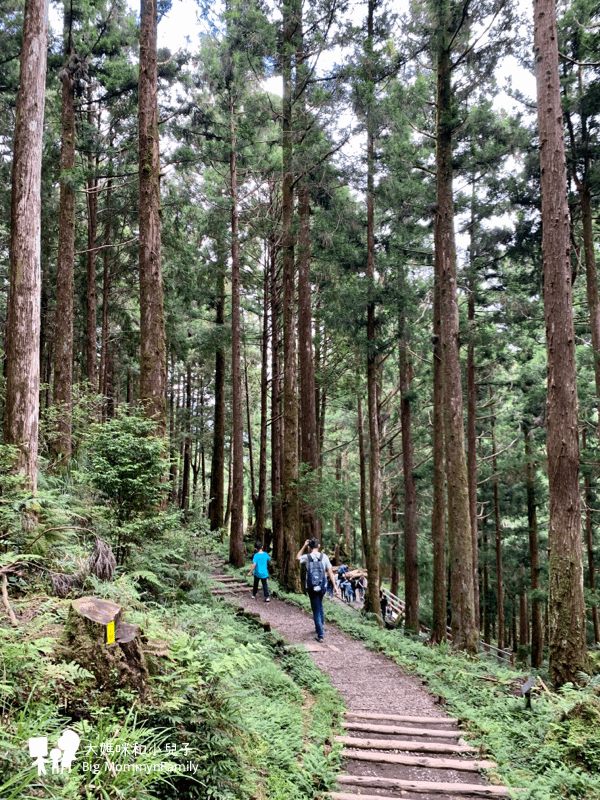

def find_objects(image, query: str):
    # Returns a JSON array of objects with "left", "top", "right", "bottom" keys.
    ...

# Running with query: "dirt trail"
[{"left": 216, "top": 578, "right": 508, "bottom": 800}]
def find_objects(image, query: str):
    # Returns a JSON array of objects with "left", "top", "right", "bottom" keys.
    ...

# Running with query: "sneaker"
[
  {"left": 264, "top": 597, "right": 271, "bottom": 602},
  {"left": 251, "top": 594, "right": 257, "bottom": 599},
  {"left": 315, "top": 635, "right": 324, "bottom": 643}
]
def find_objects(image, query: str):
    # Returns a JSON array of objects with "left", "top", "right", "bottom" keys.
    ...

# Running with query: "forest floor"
[{"left": 232, "top": 588, "right": 496, "bottom": 799}]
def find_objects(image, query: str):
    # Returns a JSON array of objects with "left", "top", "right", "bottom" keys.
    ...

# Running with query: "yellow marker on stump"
[{"left": 106, "top": 621, "right": 115, "bottom": 644}]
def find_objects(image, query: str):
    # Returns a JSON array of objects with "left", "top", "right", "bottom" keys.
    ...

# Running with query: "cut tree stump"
[{"left": 54, "top": 597, "right": 149, "bottom": 699}]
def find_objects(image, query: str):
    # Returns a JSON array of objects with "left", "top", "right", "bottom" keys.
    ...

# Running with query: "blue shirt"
[{"left": 252, "top": 551, "right": 271, "bottom": 579}]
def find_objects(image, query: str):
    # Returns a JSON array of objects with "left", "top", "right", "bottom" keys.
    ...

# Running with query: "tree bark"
[
  {"left": 435, "top": 0, "right": 476, "bottom": 652},
  {"left": 491, "top": 396, "right": 504, "bottom": 652},
  {"left": 52, "top": 24, "right": 77, "bottom": 466},
  {"left": 400, "top": 329, "right": 419, "bottom": 632},
  {"left": 254, "top": 261, "right": 270, "bottom": 542},
  {"left": 533, "top": 0, "right": 587, "bottom": 686},
  {"left": 525, "top": 428, "right": 544, "bottom": 666},
  {"left": 86, "top": 94, "right": 99, "bottom": 393},
  {"left": 138, "top": 0, "right": 167, "bottom": 437},
  {"left": 431, "top": 245, "right": 447, "bottom": 643},
  {"left": 3, "top": 0, "right": 48, "bottom": 492},
  {"left": 229, "top": 88, "right": 245, "bottom": 567},
  {"left": 364, "top": 0, "right": 381, "bottom": 618},
  {"left": 280, "top": 0, "right": 301, "bottom": 590},
  {"left": 270, "top": 235, "right": 284, "bottom": 562},
  {"left": 209, "top": 267, "right": 226, "bottom": 531}
]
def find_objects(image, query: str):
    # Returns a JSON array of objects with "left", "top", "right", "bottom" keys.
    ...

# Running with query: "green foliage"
[{"left": 86, "top": 409, "right": 169, "bottom": 523}]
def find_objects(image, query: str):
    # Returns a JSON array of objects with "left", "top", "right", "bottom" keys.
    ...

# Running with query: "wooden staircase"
[{"left": 328, "top": 710, "right": 519, "bottom": 799}]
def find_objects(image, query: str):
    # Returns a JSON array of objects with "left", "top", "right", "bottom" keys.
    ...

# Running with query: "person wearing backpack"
[{"left": 297, "top": 538, "right": 340, "bottom": 642}]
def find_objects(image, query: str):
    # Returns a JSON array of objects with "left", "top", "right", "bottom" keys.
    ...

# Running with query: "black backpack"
[{"left": 306, "top": 553, "right": 326, "bottom": 593}]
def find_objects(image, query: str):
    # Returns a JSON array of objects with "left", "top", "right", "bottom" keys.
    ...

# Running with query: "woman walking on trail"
[
  {"left": 248, "top": 541, "right": 271, "bottom": 602},
  {"left": 297, "top": 538, "right": 340, "bottom": 642}
]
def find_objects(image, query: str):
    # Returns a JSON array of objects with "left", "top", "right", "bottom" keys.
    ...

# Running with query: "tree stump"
[{"left": 55, "top": 597, "right": 149, "bottom": 699}]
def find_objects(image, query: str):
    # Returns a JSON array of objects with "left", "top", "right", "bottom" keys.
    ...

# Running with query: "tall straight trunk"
[
  {"left": 344, "top": 449, "right": 351, "bottom": 558},
  {"left": 255, "top": 261, "right": 269, "bottom": 541},
  {"left": 357, "top": 391, "right": 369, "bottom": 565},
  {"left": 525, "top": 428, "right": 544, "bottom": 666},
  {"left": 334, "top": 452, "right": 342, "bottom": 547},
  {"left": 296, "top": 20, "right": 318, "bottom": 541},
  {"left": 364, "top": 0, "right": 381, "bottom": 618},
  {"left": 400, "top": 331, "right": 419, "bottom": 631},
  {"left": 169, "top": 352, "right": 178, "bottom": 504},
  {"left": 51, "top": 24, "right": 76, "bottom": 465},
  {"left": 138, "top": 0, "right": 167, "bottom": 437},
  {"left": 519, "top": 585, "right": 528, "bottom": 651},
  {"left": 280, "top": 0, "right": 300, "bottom": 590},
  {"left": 483, "top": 527, "right": 491, "bottom": 644},
  {"left": 582, "top": 428, "right": 600, "bottom": 643},
  {"left": 3, "top": 0, "right": 48, "bottom": 492},
  {"left": 534, "top": 0, "right": 587, "bottom": 686},
  {"left": 99, "top": 169, "right": 112, "bottom": 419},
  {"left": 244, "top": 343, "right": 256, "bottom": 511},
  {"left": 209, "top": 268, "right": 226, "bottom": 531},
  {"left": 431, "top": 247, "right": 447, "bottom": 643},
  {"left": 467, "top": 215, "right": 479, "bottom": 630},
  {"left": 86, "top": 92, "right": 99, "bottom": 392},
  {"left": 435, "top": 0, "right": 476, "bottom": 652},
  {"left": 491, "top": 396, "right": 504, "bottom": 651},
  {"left": 181, "top": 363, "right": 192, "bottom": 511},
  {"left": 229, "top": 90, "right": 245, "bottom": 567},
  {"left": 270, "top": 237, "right": 284, "bottom": 562}
]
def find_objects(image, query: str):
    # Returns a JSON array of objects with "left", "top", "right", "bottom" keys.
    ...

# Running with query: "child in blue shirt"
[{"left": 248, "top": 541, "right": 271, "bottom": 602}]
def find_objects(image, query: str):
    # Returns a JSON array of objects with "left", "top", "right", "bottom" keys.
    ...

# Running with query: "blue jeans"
[
  {"left": 253, "top": 576, "right": 269, "bottom": 599},
  {"left": 308, "top": 589, "right": 326, "bottom": 638}
]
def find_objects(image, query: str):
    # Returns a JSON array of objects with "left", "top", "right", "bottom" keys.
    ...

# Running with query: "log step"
[
  {"left": 341, "top": 720, "right": 463, "bottom": 738},
  {"left": 343, "top": 710, "right": 458, "bottom": 725},
  {"left": 335, "top": 775, "right": 522, "bottom": 796},
  {"left": 335, "top": 735, "right": 476, "bottom": 755},
  {"left": 340, "top": 748, "right": 496, "bottom": 771}
]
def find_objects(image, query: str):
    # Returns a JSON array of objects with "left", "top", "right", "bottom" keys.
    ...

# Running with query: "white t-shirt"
[{"left": 299, "top": 551, "right": 332, "bottom": 589}]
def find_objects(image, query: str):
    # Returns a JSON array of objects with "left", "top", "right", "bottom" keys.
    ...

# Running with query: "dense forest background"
[{"left": 2, "top": 0, "right": 600, "bottom": 692}]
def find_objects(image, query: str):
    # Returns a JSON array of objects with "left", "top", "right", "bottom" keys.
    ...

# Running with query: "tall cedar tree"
[
  {"left": 51, "top": 2, "right": 77, "bottom": 465},
  {"left": 533, "top": 0, "right": 587, "bottom": 685},
  {"left": 138, "top": 0, "right": 167, "bottom": 437},
  {"left": 3, "top": 0, "right": 48, "bottom": 492},
  {"left": 434, "top": 0, "right": 477, "bottom": 653}
]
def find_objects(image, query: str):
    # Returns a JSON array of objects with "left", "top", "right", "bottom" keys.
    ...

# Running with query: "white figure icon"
[
  {"left": 49, "top": 747, "right": 62, "bottom": 774},
  {"left": 57, "top": 729, "right": 80, "bottom": 773},
  {"left": 28, "top": 737, "right": 49, "bottom": 776}
]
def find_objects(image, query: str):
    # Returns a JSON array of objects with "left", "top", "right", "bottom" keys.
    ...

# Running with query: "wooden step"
[
  {"left": 335, "top": 735, "right": 476, "bottom": 755},
  {"left": 342, "top": 720, "right": 463, "bottom": 738},
  {"left": 343, "top": 710, "right": 458, "bottom": 725},
  {"left": 335, "top": 775, "right": 521, "bottom": 796},
  {"left": 340, "top": 748, "right": 496, "bottom": 771}
]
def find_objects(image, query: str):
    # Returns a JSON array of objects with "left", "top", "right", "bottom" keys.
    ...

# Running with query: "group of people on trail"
[
  {"left": 248, "top": 538, "right": 390, "bottom": 643},
  {"left": 336, "top": 564, "right": 366, "bottom": 604}
]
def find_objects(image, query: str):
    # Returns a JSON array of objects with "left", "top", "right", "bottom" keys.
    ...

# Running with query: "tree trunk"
[
  {"left": 181, "top": 364, "right": 192, "bottom": 511},
  {"left": 138, "top": 0, "right": 167, "bottom": 437},
  {"left": 280, "top": 0, "right": 301, "bottom": 590},
  {"left": 525, "top": 428, "right": 544, "bottom": 666},
  {"left": 534, "top": 0, "right": 587, "bottom": 686},
  {"left": 466, "top": 222, "right": 479, "bottom": 630},
  {"left": 229, "top": 89, "right": 245, "bottom": 568},
  {"left": 254, "top": 262, "right": 269, "bottom": 541},
  {"left": 582, "top": 428, "right": 600, "bottom": 643},
  {"left": 400, "top": 330, "right": 419, "bottom": 632},
  {"left": 435, "top": 2, "right": 476, "bottom": 652},
  {"left": 491, "top": 396, "right": 504, "bottom": 652},
  {"left": 3, "top": 0, "right": 48, "bottom": 492},
  {"left": 270, "top": 236, "right": 284, "bottom": 562},
  {"left": 52, "top": 36, "right": 76, "bottom": 465},
  {"left": 209, "top": 268, "right": 226, "bottom": 531},
  {"left": 357, "top": 391, "right": 369, "bottom": 558},
  {"left": 86, "top": 93, "right": 99, "bottom": 393},
  {"left": 364, "top": 0, "right": 381, "bottom": 618},
  {"left": 431, "top": 247, "right": 447, "bottom": 643}
]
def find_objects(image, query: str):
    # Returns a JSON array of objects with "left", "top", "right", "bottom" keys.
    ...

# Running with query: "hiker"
[
  {"left": 248, "top": 541, "right": 271, "bottom": 602},
  {"left": 341, "top": 577, "right": 353, "bottom": 603},
  {"left": 356, "top": 575, "right": 366, "bottom": 602},
  {"left": 380, "top": 589, "right": 388, "bottom": 619},
  {"left": 297, "top": 538, "right": 340, "bottom": 642},
  {"left": 337, "top": 564, "right": 347, "bottom": 584}
]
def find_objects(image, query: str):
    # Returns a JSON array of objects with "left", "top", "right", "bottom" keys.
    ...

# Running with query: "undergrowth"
[{"left": 0, "top": 527, "right": 342, "bottom": 800}]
